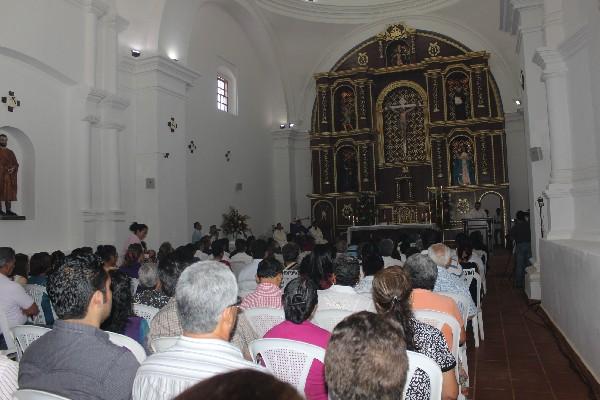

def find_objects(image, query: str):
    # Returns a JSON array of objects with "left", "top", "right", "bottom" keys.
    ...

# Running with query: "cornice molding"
[
  {"left": 86, "top": 88, "right": 108, "bottom": 104},
  {"left": 533, "top": 47, "right": 567, "bottom": 77},
  {"left": 254, "top": 0, "right": 461, "bottom": 24},
  {"left": 102, "top": 94, "right": 130, "bottom": 111},
  {"left": 558, "top": 24, "right": 591, "bottom": 59},
  {"left": 133, "top": 55, "right": 201, "bottom": 87}
]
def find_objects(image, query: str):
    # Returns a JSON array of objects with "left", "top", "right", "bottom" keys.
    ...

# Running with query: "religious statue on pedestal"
[
  {"left": 337, "top": 148, "right": 358, "bottom": 192},
  {"left": 339, "top": 90, "right": 355, "bottom": 132},
  {"left": 385, "top": 97, "right": 420, "bottom": 158},
  {"left": 0, "top": 134, "right": 19, "bottom": 216},
  {"left": 447, "top": 77, "right": 469, "bottom": 120},
  {"left": 451, "top": 142, "right": 476, "bottom": 186}
]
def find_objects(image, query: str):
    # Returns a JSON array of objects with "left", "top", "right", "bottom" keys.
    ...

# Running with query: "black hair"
[
  {"left": 332, "top": 255, "right": 360, "bottom": 287},
  {"left": 29, "top": 252, "right": 51, "bottom": 276},
  {"left": 157, "top": 255, "right": 189, "bottom": 297},
  {"left": 250, "top": 239, "right": 268, "bottom": 259},
  {"left": 12, "top": 253, "right": 28, "bottom": 278},
  {"left": 157, "top": 242, "right": 174, "bottom": 262},
  {"left": 129, "top": 222, "right": 148, "bottom": 234},
  {"left": 283, "top": 277, "right": 318, "bottom": 324},
  {"left": 101, "top": 270, "right": 132, "bottom": 334},
  {"left": 96, "top": 245, "right": 117, "bottom": 263},
  {"left": 299, "top": 245, "right": 333, "bottom": 288},
  {"left": 282, "top": 243, "right": 300, "bottom": 263},
  {"left": 47, "top": 254, "right": 109, "bottom": 320},
  {"left": 257, "top": 257, "right": 283, "bottom": 279},
  {"left": 50, "top": 250, "right": 65, "bottom": 274},
  {"left": 0, "top": 247, "right": 15, "bottom": 269},
  {"left": 123, "top": 243, "right": 143, "bottom": 266}
]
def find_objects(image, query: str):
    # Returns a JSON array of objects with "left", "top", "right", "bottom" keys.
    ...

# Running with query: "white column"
[
  {"left": 271, "top": 130, "right": 294, "bottom": 225},
  {"left": 104, "top": 128, "right": 122, "bottom": 210},
  {"left": 80, "top": 117, "right": 97, "bottom": 210},
  {"left": 83, "top": 2, "right": 106, "bottom": 86}
]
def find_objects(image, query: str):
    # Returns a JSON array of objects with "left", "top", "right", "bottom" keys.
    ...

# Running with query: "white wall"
[
  {"left": 504, "top": 113, "right": 530, "bottom": 216},
  {"left": 185, "top": 4, "right": 276, "bottom": 237}
]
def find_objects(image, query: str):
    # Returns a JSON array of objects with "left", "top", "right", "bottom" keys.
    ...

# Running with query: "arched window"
[{"left": 216, "top": 64, "right": 238, "bottom": 115}]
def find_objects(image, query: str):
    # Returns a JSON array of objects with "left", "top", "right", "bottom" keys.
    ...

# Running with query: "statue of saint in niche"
[
  {"left": 447, "top": 78, "right": 469, "bottom": 120},
  {"left": 451, "top": 142, "right": 476, "bottom": 186},
  {"left": 389, "top": 43, "right": 410, "bottom": 66},
  {"left": 0, "top": 134, "right": 19, "bottom": 216},
  {"left": 337, "top": 148, "right": 358, "bottom": 192},
  {"left": 339, "top": 90, "right": 355, "bottom": 132}
]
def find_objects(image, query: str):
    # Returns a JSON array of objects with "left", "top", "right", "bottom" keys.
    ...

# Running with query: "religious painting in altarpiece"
[{"left": 309, "top": 23, "right": 509, "bottom": 239}]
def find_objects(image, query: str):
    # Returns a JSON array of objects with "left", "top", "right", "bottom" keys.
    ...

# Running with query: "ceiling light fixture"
[{"left": 131, "top": 49, "right": 141, "bottom": 58}]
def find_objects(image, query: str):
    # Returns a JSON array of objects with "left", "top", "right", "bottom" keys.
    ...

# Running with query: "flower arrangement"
[{"left": 221, "top": 207, "right": 250, "bottom": 238}]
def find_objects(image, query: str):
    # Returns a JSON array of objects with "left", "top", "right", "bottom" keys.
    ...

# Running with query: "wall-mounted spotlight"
[
  {"left": 288, "top": 123, "right": 296, "bottom": 128},
  {"left": 279, "top": 124, "right": 286, "bottom": 129},
  {"left": 131, "top": 49, "right": 141, "bottom": 58},
  {"left": 515, "top": 99, "right": 522, "bottom": 106}
]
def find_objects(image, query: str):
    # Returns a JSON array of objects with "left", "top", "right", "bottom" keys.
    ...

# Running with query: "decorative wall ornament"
[
  {"left": 480, "top": 137, "right": 489, "bottom": 175},
  {"left": 341, "top": 203, "right": 354, "bottom": 219},
  {"left": 357, "top": 52, "right": 369, "bottom": 66},
  {"left": 361, "top": 145, "right": 369, "bottom": 183},
  {"left": 377, "top": 23, "right": 415, "bottom": 41},
  {"left": 188, "top": 140, "right": 197, "bottom": 154},
  {"left": 225, "top": 150, "right": 231, "bottom": 162},
  {"left": 456, "top": 198, "right": 471, "bottom": 215},
  {"left": 1, "top": 91, "right": 20, "bottom": 112},
  {"left": 320, "top": 88, "right": 328, "bottom": 124},
  {"left": 475, "top": 69, "right": 485, "bottom": 108},
  {"left": 436, "top": 140, "right": 444, "bottom": 179},
  {"left": 378, "top": 41, "right": 384, "bottom": 59},
  {"left": 322, "top": 150, "right": 330, "bottom": 185},
  {"left": 168, "top": 117, "right": 178, "bottom": 133},
  {"left": 358, "top": 85, "right": 367, "bottom": 119},
  {"left": 432, "top": 76, "right": 440, "bottom": 112},
  {"left": 428, "top": 42, "right": 441, "bottom": 57}
]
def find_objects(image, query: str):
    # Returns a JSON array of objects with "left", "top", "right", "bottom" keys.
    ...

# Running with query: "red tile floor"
[{"left": 465, "top": 250, "right": 595, "bottom": 400}]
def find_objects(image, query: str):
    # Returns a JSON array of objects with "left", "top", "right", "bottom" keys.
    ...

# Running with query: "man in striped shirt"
[
  {"left": 0, "top": 355, "right": 17, "bottom": 400},
  {"left": 239, "top": 257, "right": 283, "bottom": 310}
]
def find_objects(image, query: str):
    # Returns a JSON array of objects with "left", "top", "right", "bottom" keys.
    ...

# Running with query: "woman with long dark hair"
[
  {"left": 372, "top": 266, "right": 458, "bottom": 400},
  {"left": 120, "top": 243, "right": 144, "bottom": 279},
  {"left": 101, "top": 270, "right": 148, "bottom": 346}
]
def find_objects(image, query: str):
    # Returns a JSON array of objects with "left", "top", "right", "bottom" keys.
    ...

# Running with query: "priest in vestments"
[{"left": 0, "top": 134, "right": 18, "bottom": 216}]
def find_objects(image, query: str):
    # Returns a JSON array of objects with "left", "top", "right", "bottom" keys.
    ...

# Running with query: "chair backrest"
[
  {"left": 461, "top": 268, "right": 482, "bottom": 308},
  {"left": 413, "top": 309, "right": 460, "bottom": 358},
  {"left": 23, "top": 284, "right": 48, "bottom": 325},
  {"left": 13, "top": 389, "right": 71, "bottom": 400},
  {"left": 242, "top": 308, "right": 285, "bottom": 337},
  {"left": 403, "top": 350, "right": 443, "bottom": 400},
  {"left": 249, "top": 338, "right": 325, "bottom": 394},
  {"left": 150, "top": 336, "right": 179, "bottom": 353},
  {"left": 130, "top": 278, "right": 140, "bottom": 296},
  {"left": 310, "top": 309, "right": 353, "bottom": 332},
  {"left": 132, "top": 303, "right": 159, "bottom": 325},
  {"left": 281, "top": 269, "right": 299, "bottom": 290},
  {"left": 11, "top": 325, "right": 51, "bottom": 360},
  {"left": 438, "top": 292, "right": 470, "bottom": 324},
  {"left": 106, "top": 331, "right": 146, "bottom": 363},
  {"left": 0, "top": 305, "right": 17, "bottom": 357}
]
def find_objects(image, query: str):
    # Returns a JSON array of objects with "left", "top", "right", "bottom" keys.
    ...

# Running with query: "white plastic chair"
[
  {"left": 106, "top": 331, "right": 146, "bottom": 363},
  {"left": 249, "top": 338, "right": 325, "bottom": 394},
  {"left": 404, "top": 350, "right": 443, "bottom": 400},
  {"left": 11, "top": 325, "right": 51, "bottom": 360},
  {"left": 133, "top": 303, "right": 159, "bottom": 325},
  {"left": 24, "top": 284, "right": 56, "bottom": 325},
  {"left": 242, "top": 308, "right": 285, "bottom": 337},
  {"left": 13, "top": 389, "right": 71, "bottom": 400},
  {"left": 281, "top": 269, "right": 299, "bottom": 290},
  {"left": 311, "top": 309, "right": 352, "bottom": 332},
  {"left": 462, "top": 268, "right": 485, "bottom": 347},
  {"left": 413, "top": 310, "right": 461, "bottom": 382},
  {"left": 438, "top": 292, "right": 470, "bottom": 324},
  {"left": 0, "top": 305, "right": 17, "bottom": 358},
  {"left": 150, "top": 336, "right": 178, "bottom": 353}
]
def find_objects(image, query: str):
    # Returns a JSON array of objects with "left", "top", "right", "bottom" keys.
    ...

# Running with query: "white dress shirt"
[
  {"left": 383, "top": 256, "right": 403, "bottom": 268},
  {"left": 317, "top": 285, "right": 374, "bottom": 313},
  {"left": 309, "top": 227, "right": 328, "bottom": 244},
  {"left": 273, "top": 229, "right": 287, "bottom": 247},
  {"left": 194, "top": 250, "right": 209, "bottom": 261},
  {"left": 0, "top": 274, "right": 34, "bottom": 327},
  {"left": 230, "top": 252, "right": 253, "bottom": 279},
  {"left": 132, "top": 337, "right": 265, "bottom": 400},
  {"left": 0, "top": 355, "right": 18, "bottom": 400},
  {"left": 237, "top": 259, "right": 262, "bottom": 297}
]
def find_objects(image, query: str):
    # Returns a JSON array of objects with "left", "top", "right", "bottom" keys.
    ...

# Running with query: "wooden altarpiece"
[{"left": 309, "top": 23, "right": 510, "bottom": 241}]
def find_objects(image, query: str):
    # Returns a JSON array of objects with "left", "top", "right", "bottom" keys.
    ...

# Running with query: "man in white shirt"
[
  {"left": 378, "top": 239, "right": 403, "bottom": 268},
  {"left": 465, "top": 201, "right": 487, "bottom": 220},
  {"left": 237, "top": 240, "right": 267, "bottom": 297},
  {"left": 193, "top": 236, "right": 211, "bottom": 261},
  {"left": 0, "top": 247, "right": 38, "bottom": 331},
  {"left": 317, "top": 255, "right": 374, "bottom": 312},
  {"left": 133, "top": 261, "right": 264, "bottom": 400},
  {"left": 308, "top": 222, "right": 328, "bottom": 245},
  {"left": 230, "top": 239, "right": 253, "bottom": 279}
]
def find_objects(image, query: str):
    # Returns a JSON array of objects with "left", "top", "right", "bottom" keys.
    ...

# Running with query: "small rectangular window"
[{"left": 217, "top": 76, "right": 228, "bottom": 112}]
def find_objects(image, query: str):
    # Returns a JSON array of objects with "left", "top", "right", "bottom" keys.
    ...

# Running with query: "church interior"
[{"left": 1, "top": 0, "right": 600, "bottom": 398}]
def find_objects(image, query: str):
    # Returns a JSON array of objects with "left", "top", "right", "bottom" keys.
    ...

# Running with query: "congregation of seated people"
[{"left": 0, "top": 220, "right": 490, "bottom": 400}]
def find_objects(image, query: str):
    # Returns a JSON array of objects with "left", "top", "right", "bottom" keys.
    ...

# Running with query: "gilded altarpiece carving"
[{"left": 310, "top": 24, "right": 510, "bottom": 239}]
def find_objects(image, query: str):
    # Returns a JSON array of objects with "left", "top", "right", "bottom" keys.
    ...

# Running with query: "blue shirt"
[
  {"left": 434, "top": 266, "right": 477, "bottom": 317},
  {"left": 192, "top": 229, "right": 203, "bottom": 244}
]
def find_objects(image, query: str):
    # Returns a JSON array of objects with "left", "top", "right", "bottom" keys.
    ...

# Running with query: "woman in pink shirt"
[
  {"left": 121, "top": 222, "right": 148, "bottom": 263},
  {"left": 264, "top": 277, "right": 330, "bottom": 400}
]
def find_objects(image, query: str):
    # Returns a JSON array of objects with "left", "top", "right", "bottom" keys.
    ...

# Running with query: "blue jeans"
[{"left": 515, "top": 242, "right": 531, "bottom": 288}]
